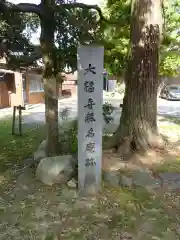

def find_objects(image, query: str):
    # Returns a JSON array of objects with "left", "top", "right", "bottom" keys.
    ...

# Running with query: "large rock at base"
[
  {"left": 132, "top": 169, "right": 161, "bottom": 189},
  {"left": 103, "top": 168, "right": 161, "bottom": 191},
  {"left": 34, "top": 140, "right": 47, "bottom": 163},
  {"left": 36, "top": 155, "right": 74, "bottom": 186},
  {"left": 103, "top": 171, "right": 121, "bottom": 188}
]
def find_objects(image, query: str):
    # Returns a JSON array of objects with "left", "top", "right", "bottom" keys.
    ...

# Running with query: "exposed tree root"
[{"left": 103, "top": 131, "right": 168, "bottom": 161}]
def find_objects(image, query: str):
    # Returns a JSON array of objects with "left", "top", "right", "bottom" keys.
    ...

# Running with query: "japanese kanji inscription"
[
  {"left": 77, "top": 45, "right": 104, "bottom": 195},
  {"left": 84, "top": 81, "right": 95, "bottom": 93}
]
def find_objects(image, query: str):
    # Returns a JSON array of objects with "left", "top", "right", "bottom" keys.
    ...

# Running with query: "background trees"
[
  {"left": 0, "top": 0, "right": 104, "bottom": 156},
  {"left": 103, "top": 0, "right": 180, "bottom": 157},
  {"left": 0, "top": 5, "right": 39, "bottom": 67},
  {"left": 1, "top": 0, "right": 179, "bottom": 159},
  {"left": 103, "top": 0, "right": 180, "bottom": 79}
]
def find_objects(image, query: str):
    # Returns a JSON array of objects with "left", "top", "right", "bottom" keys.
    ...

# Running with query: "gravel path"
[{"left": 0, "top": 96, "right": 179, "bottom": 142}]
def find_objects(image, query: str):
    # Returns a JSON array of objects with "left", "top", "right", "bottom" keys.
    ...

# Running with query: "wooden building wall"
[{"left": 0, "top": 71, "right": 23, "bottom": 109}]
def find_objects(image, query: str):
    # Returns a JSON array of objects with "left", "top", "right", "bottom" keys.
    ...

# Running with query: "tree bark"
[
  {"left": 56, "top": 72, "right": 64, "bottom": 99},
  {"left": 109, "top": 0, "right": 164, "bottom": 156},
  {"left": 40, "top": 0, "right": 59, "bottom": 156}
]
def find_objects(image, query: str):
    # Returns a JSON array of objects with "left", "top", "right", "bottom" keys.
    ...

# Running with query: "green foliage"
[
  {"left": 159, "top": 0, "right": 180, "bottom": 76},
  {"left": 1, "top": 0, "right": 100, "bottom": 71},
  {"left": 0, "top": 1, "right": 40, "bottom": 67},
  {"left": 54, "top": 2, "right": 100, "bottom": 73},
  {"left": 59, "top": 119, "right": 78, "bottom": 154},
  {"left": 102, "top": 0, "right": 180, "bottom": 77},
  {"left": 0, "top": 12, "right": 28, "bottom": 52},
  {"left": 44, "top": 232, "right": 55, "bottom": 240},
  {"left": 59, "top": 107, "right": 71, "bottom": 120},
  {"left": 59, "top": 103, "right": 115, "bottom": 154},
  {"left": 0, "top": 119, "right": 45, "bottom": 173},
  {"left": 99, "top": 0, "right": 131, "bottom": 77},
  {"left": 103, "top": 102, "right": 115, "bottom": 124},
  {"left": 160, "top": 52, "right": 180, "bottom": 76},
  {"left": 67, "top": 120, "right": 78, "bottom": 153}
]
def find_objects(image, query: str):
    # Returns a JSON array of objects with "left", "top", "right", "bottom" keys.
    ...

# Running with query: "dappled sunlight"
[
  {"left": 133, "top": 146, "right": 180, "bottom": 168},
  {"left": 158, "top": 117, "right": 180, "bottom": 143},
  {"left": 0, "top": 165, "right": 177, "bottom": 239},
  {"left": 154, "top": 158, "right": 180, "bottom": 173},
  {"left": 0, "top": 111, "right": 180, "bottom": 239},
  {"left": 135, "top": 149, "right": 166, "bottom": 167},
  {"left": 0, "top": 119, "right": 45, "bottom": 173},
  {"left": 47, "top": 109, "right": 56, "bottom": 118},
  {"left": 0, "top": 0, "right": 179, "bottom": 237},
  {"left": 0, "top": 174, "right": 6, "bottom": 185},
  {"left": 158, "top": 115, "right": 180, "bottom": 126},
  {"left": 102, "top": 151, "right": 143, "bottom": 172}
]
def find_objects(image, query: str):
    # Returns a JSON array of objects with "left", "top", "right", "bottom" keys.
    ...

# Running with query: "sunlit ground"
[{"left": 0, "top": 116, "right": 180, "bottom": 239}]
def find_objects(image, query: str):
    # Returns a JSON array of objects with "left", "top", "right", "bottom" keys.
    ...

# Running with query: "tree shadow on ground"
[
  {"left": 1, "top": 147, "right": 180, "bottom": 239},
  {"left": 0, "top": 115, "right": 180, "bottom": 239},
  {"left": 158, "top": 115, "right": 180, "bottom": 125},
  {"left": 0, "top": 119, "right": 46, "bottom": 174}
]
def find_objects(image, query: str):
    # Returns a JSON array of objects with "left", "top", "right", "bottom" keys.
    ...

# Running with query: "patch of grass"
[
  {"left": 1, "top": 166, "right": 180, "bottom": 239},
  {"left": 59, "top": 185, "right": 176, "bottom": 239},
  {"left": 98, "top": 185, "right": 175, "bottom": 238},
  {"left": 154, "top": 158, "right": 180, "bottom": 173},
  {"left": 159, "top": 116, "right": 180, "bottom": 126},
  {"left": 0, "top": 116, "right": 180, "bottom": 239},
  {"left": 158, "top": 116, "right": 180, "bottom": 132},
  {"left": 0, "top": 118, "right": 45, "bottom": 173},
  {"left": 59, "top": 119, "right": 78, "bottom": 154}
]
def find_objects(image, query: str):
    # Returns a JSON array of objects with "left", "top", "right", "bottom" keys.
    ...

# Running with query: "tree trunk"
[
  {"left": 40, "top": 0, "right": 59, "bottom": 156},
  {"left": 59, "top": 82, "right": 62, "bottom": 98},
  {"left": 56, "top": 72, "right": 64, "bottom": 99},
  {"left": 110, "top": 0, "right": 164, "bottom": 156}
]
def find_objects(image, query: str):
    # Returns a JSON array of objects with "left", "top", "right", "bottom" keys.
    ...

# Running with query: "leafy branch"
[{"left": 0, "top": 1, "right": 111, "bottom": 24}]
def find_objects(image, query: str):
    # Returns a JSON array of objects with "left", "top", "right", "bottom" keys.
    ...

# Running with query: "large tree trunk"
[
  {"left": 110, "top": 0, "right": 164, "bottom": 156},
  {"left": 40, "top": 0, "right": 59, "bottom": 156}
]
